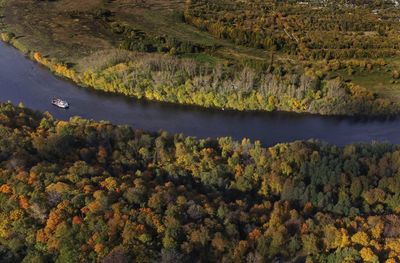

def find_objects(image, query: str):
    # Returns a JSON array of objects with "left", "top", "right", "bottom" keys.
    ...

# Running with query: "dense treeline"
[
  {"left": 184, "top": 0, "right": 400, "bottom": 60},
  {"left": 28, "top": 50, "right": 398, "bottom": 116},
  {"left": 1, "top": 102, "right": 400, "bottom": 262},
  {"left": 108, "top": 21, "right": 217, "bottom": 55}
]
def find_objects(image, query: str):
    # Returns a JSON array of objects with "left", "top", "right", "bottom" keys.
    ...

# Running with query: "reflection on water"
[{"left": 0, "top": 42, "right": 399, "bottom": 146}]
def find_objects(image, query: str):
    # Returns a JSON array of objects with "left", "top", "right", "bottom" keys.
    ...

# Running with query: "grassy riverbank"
[{"left": 0, "top": 0, "right": 399, "bottom": 115}]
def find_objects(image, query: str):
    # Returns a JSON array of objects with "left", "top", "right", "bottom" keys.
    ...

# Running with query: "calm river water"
[{"left": 0, "top": 42, "right": 399, "bottom": 146}]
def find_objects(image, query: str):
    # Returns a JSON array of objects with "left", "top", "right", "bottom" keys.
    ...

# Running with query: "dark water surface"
[{"left": 0, "top": 42, "right": 399, "bottom": 146}]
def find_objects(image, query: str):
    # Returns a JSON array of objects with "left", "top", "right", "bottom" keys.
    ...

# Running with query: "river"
[{"left": 0, "top": 42, "right": 399, "bottom": 146}]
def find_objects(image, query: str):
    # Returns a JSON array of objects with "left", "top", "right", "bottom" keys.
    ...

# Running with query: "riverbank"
[
  {"left": 1, "top": 40, "right": 400, "bottom": 146},
  {"left": 1, "top": 0, "right": 399, "bottom": 116},
  {"left": 2, "top": 32, "right": 398, "bottom": 117}
]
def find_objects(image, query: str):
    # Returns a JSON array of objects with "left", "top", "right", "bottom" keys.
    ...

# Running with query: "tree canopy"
[{"left": 0, "top": 102, "right": 400, "bottom": 262}]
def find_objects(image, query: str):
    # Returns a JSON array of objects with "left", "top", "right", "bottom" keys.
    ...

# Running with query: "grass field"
[
  {"left": 335, "top": 58, "right": 400, "bottom": 101},
  {"left": 2, "top": 0, "right": 270, "bottom": 67}
]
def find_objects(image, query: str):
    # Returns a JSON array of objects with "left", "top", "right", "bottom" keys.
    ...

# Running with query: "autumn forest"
[
  {"left": 1, "top": 0, "right": 400, "bottom": 262},
  {"left": 1, "top": 103, "right": 400, "bottom": 262}
]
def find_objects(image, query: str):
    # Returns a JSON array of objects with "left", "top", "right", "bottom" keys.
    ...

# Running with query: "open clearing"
[{"left": 2, "top": 0, "right": 269, "bottom": 66}]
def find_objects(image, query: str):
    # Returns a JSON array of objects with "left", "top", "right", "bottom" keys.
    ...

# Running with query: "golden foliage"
[
  {"left": 0, "top": 184, "right": 12, "bottom": 194},
  {"left": 360, "top": 247, "right": 378, "bottom": 262},
  {"left": 45, "top": 210, "right": 61, "bottom": 233},
  {"left": 351, "top": 231, "right": 370, "bottom": 246},
  {"left": 36, "top": 229, "right": 47, "bottom": 243},
  {"left": 385, "top": 239, "right": 400, "bottom": 254},
  {"left": 46, "top": 182, "right": 71, "bottom": 193}
]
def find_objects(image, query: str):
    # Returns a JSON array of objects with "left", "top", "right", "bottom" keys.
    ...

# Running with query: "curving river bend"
[{"left": 0, "top": 42, "right": 399, "bottom": 146}]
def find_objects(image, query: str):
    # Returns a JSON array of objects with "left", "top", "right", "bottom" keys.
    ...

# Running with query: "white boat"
[{"left": 51, "top": 98, "right": 69, "bottom": 109}]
